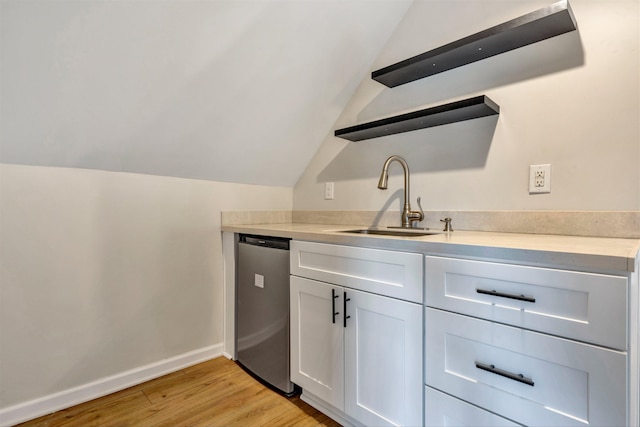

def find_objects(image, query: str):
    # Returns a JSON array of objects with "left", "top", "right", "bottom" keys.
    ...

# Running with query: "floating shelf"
[
  {"left": 334, "top": 95, "right": 499, "bottom": 142},
  {"left": 372, "top": 0, "right": 577, "bottom": 88}
]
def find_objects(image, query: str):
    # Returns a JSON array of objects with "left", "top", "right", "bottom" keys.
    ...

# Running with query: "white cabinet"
[
  {"left": 290, "top": 242, "right": 423, "bottom": 427},
  {"left": 344, "top": 285, "right": 422, "bottom": 426},
  {"left": 290, "top": 276, "right": 344, "bottom": 409},
  {"left": 424, "top": 255, "right": 629, "bottom": 427}
]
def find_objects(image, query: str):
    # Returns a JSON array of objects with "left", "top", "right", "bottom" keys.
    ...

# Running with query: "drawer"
[
  {"left": 425, "top": 308, "right": 626, "bottom": 427},
  {"left": 425, "top": 386, "right": 522, "bottom": 426},
  {"left": 425, "top": 256, "right": 627, "bottom": 350},
  {"left": 291, "top": 241, "right": 423, "bottom": 303}
]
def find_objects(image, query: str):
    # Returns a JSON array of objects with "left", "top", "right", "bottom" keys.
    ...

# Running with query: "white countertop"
[{"left": 221, "top": 222, "right": 640, "bottom": 273}]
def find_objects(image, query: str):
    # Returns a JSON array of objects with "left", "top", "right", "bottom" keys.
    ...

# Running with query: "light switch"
[
  {"left": 254, "top": 274, "right": 264, "bottom": 288},
  {"left": 324, "top": 182, "right": 334, "bottom": 200}
]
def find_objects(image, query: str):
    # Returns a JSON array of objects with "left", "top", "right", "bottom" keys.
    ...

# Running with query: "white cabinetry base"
[{"left": 300, "top": 391, "right": 361, "bottom": 427}]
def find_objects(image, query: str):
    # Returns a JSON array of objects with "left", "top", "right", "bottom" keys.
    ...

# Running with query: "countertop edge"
[{"left": 221, "top": 223, "right": 640, "bottom": 273}]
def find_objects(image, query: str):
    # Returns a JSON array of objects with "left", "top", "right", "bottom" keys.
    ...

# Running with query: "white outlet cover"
[{"left": 529, "top": 164, "right": 551, "bottom": 194}]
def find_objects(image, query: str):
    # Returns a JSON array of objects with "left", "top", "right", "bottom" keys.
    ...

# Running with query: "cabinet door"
[
  {"left": 290, "top": 276, "right": 344, "bottom": 410},
  {"left": 344, "top": 289, "right": 423, "bottom": 427}
]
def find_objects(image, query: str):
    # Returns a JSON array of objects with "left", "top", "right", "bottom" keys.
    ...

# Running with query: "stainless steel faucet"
[{"left": 377, "top": 155, "right": 424, "bottom": 228}]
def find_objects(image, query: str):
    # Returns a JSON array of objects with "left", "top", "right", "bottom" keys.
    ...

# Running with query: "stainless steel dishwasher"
[{"left": 235, "top": 234, "right": 297, "bottom": 395}]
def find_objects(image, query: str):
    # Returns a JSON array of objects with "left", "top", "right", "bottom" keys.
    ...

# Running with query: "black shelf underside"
[
  {"left": 372, "top": 0, "right": 577, "bottom": 88},
  {"left": 334, "top": 96, "right": 499, "bottom": 142}
]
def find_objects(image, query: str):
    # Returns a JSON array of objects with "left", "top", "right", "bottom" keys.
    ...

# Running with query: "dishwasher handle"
[{"left": 239, "top": 234, "right": 290, "bottom": 250}]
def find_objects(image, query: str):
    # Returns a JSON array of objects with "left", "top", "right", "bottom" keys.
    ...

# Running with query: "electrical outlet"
[
  {"left": 324, "top": 182, "right": 334, "bottom": 200},
  {"left": 529, "top": 164, "right": 551, "bottom": 193}
]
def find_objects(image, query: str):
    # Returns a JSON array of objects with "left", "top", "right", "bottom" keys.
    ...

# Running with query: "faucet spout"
[{"left": 377, "top": 155, "right": 424, "bottom": 228}]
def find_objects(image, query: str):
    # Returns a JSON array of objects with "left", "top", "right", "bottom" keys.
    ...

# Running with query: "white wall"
[
  {"left": 294, "top": 0, "right": 640, "bottom": 213},
  {"left": 0, "top": 0, "right": 410, "bottom": 187},
  {"left": 0, "top": 164, "right": 292, "bottom": 414}
]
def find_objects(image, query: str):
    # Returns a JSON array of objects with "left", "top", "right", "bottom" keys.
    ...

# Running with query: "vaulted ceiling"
[{"left": 0, "top": 0, "right": 412, "bottom": 186}]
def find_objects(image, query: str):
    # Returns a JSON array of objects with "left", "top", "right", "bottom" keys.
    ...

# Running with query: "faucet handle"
[
  {"left": 405, "top": 197, "right": 424, "bottom": 228},
  {"left": 416, "top": 197, "right": 424, "bottom": 220},
  {"left": 440, "top": 217, "right": 453, "bottom": 232},
  {"left": 407, "top": 197, "right": 424, "bottom": 227}
]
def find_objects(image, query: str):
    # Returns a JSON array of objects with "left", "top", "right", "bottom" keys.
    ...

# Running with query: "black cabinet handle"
[
  {"left": 331, "top": 289, "right": 339, "bottom": 324},
  {"left": 476, "top": 288, "right": 536, "bottom": 303},
  {"left": 343, "top": 291, "right": 351, "bottom": 328},
  {"left": 475, "top": 362, "right": 534, "bottom": 386}
]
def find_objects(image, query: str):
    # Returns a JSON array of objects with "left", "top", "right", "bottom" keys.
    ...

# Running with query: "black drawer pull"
[
  {"left": 475, "top": 362, "right": 534, "bottom": 386},
  {"left": 331, "top": 289, "right": 339, "bottom": 324},
  {"left": 476, "top": 288, "right": 536, "bottom": 303}
]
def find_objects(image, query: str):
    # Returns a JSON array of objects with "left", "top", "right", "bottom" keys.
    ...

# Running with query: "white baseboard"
[{"left": 0, "top": 344, "right": 223, "bottom": 427}]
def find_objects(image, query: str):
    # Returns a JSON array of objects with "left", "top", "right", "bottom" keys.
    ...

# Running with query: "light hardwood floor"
[{"left": 17, "top": 357, "right": 341, "bottom": 427}]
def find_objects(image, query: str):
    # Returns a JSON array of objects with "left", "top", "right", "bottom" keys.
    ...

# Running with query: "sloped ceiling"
[{"left": 0, "top": 0, "right": 411, "bottom": 187}]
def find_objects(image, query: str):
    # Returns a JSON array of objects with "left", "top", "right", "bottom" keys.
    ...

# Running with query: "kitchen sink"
[{"left": 340, "top": 228, "right": 443, "bottom": 237}]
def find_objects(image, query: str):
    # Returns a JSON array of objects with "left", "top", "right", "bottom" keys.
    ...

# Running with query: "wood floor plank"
[
  {"left": 153, "top": 373, "right": 270, "bottom": 427},
  {"left": 94, "top": 373, "right": 257, "bottom": 427},
  {"left": 180, "top": 357, "right": 233, "bottom": 376},
  {"left": 130, "top": 370, "right": 187, "bottom": 397},
  {"left": 260, "top": 396, "right": 338, "bottom": 427},
  {"left": 142, "top": 358, "right": 236, "bottom": 404},
  {"left": 25, "top": 390, "right": 151, "bottom": 427},
  {"left": 17, "top": 357, "right": 341, "bottom": 427}
]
